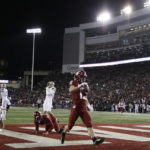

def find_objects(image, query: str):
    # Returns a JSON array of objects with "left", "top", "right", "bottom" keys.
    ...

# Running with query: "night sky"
[{"left": 0, "top": 0, "right": 144, "bottom": 79}]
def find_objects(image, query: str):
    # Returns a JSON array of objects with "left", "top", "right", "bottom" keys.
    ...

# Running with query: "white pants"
[
  {"left": 0, "top": 97, "right": 10, "bottom": 120},
  {"left": 43, "top": 98, "right": 53, "bottom": 112}
]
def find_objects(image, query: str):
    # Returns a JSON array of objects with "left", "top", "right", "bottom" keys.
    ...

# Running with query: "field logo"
[{"left": 0, "top": 125, "right": 150, "bottom": 148}]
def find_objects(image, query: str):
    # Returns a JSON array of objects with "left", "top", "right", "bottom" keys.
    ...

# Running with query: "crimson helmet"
[
  {"left": 34, "top": 111, "right": 42, "bottom": 120},
  {"left": 74, "top": 70, "right": 87, "bottom": 83}
]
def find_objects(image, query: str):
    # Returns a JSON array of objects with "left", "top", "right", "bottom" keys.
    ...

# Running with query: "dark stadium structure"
[{"left": 63, "top": 6, "right": 150, "bottom": 72}]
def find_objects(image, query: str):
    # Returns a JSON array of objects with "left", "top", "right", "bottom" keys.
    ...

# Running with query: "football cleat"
[
  {"left": 61, "top": 132, "right": 66, "bottom": 144},
  {"left": 93, "top": 137, "right": 105, "bottom": 146},
  {"left": 58, "top": 126, "right": 65, "bottom": 134}
]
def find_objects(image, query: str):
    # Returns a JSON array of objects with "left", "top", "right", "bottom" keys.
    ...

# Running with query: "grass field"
[{"left": 4, "top": 107, "right": 150, "bottom": 124}]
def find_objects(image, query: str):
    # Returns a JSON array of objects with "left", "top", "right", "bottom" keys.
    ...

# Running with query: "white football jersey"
[
  {"left": 45, "top": 87, "right": 55, "bottom": 100},
  {"left": 0, "top": 88, "right": 8, "bottom": 99}
]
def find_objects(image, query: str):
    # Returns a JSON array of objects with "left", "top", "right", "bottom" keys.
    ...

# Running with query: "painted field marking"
[
  {"left": 21, "top": 126, "right": 150, "bottom": 142},
  {"left": 72, "top": 126, "right": 150, "bottom": 142},
  {"left": 136, "top": 125, "right": 150, "bottom": 128},
  {"left": 99, "top": 126, "right": 150, "bottom": 132},
  {"left": 20, "top": 127, "right": 46, "bottom": 131},
  {"left": 0, "top": 128, "right": 109, "bottom": 149}
]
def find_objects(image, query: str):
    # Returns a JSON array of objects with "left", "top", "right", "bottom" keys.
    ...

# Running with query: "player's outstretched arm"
[
  {"left": 69, "top": 85, "right": 80, "bottom": 93},
  {"left": 69, "top": 83, "right": 88, "bottom": 94}
]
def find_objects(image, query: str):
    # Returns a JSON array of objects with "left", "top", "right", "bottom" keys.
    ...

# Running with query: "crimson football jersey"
[
  {"left": 34, "top": 115, "right": 53, "bottom": 132},
  {"left": 69, "top": 80, "right": 87, "bottom": 110}
]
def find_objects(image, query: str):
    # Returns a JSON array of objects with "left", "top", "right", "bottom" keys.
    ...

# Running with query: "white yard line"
[{"left": 99, "top": 126, "right": 150, "bottom": 132}]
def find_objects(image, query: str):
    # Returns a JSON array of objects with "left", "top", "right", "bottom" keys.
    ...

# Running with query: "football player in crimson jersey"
[
  {"left": 118, "top": 99, "right": 125, "bottom": 113},
  {"left": 60, "top": 70, "right": 105, "bottom": 146},
  {"left": 34, "top": 111, "right": 64, "bottom": 134}
]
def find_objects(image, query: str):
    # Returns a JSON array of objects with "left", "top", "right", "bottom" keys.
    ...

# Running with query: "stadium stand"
[
  {"left": 7, "top": 7, "right": 150, "bottom": 114},
  {"left": 7, "top": 61, "right": 150, "bottom": 113},
  {"left": 84, "top": 35, "right": 150, "bottom": 63}
]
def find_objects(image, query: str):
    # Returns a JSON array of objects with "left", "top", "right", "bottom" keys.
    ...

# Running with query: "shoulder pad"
[{"left": 69, "top": 80, "right": 78, "bottom": 86}]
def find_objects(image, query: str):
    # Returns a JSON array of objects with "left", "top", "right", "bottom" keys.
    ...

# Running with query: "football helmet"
[
  {"left": 34, "top": 111, "right": 42, "bottom": 123},
  {"left": 47, "top": 81, "right": 55, "bottom": 87},
  {"left": 74, "top": 70, "right": 87, "bottom": 83},
  {"left": 0, "top": 84, "right": 6, "bottom": 88}
]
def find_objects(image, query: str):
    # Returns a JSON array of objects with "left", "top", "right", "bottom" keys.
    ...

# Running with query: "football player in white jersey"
[
  {"left": 0, "top": 83, "right": 11, "bottom": 130},
  {"left": 43, "top": 81, "right": 56, "bottom": 116},
  {"left": 43, "top": 81, "right": 61, "bottom": 131},
  {"left": 0, "top": 106, "right": 4, "bottom": 131}
]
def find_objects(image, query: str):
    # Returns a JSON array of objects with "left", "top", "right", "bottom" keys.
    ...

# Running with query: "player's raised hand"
[{"left": 78, "top": 82, "right": 88, "bottom": 88}]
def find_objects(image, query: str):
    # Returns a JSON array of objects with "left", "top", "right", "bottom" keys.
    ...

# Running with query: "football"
[{"left": 80, "top": 87, "right": 89, "bottom": 96}]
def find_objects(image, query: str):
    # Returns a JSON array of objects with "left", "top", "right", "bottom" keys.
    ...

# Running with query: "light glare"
[
  {"left": 97, "top": 11, "right": 111, "bottom": 22},
  {"left": 0, "top": 80, "right": 9, "bottom": 83},
  {"left": 80, "top": 57, "right": 150, "bottom": 68},
  {"left": 121, "top": 5, "right": 132, "bottom": 15},
  {"left": 144, "top": 1, "right": 150, "bottom": 7},
  {"left": 26, "top": 28, "right": 42, "bottom": 34}
]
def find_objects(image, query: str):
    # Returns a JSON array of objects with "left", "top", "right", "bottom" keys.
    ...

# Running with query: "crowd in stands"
[
  {"left": 8, "top": 72, "right": 72, "bottom": 109},
  {"left": 6, "top": 31, "right": 150, "bottom": 113},
  {"left": 85, "top": 31, "right": 150, "bottom": 64},
  {"left": 6, "top": 61, "right": 150, "bottom": 113},
  {"left": 84, "top": 44, "right": 150, "bottom": 63},
  {"left": 86, "top": 62, "right": 150, "bottom": 113}
]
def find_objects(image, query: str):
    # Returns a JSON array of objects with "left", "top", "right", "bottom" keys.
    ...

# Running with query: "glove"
[
  {"left": 87, "top": 104, "right": 94, "bottom": 112},
  {"left": 78, "top": 82, "right": 88, "bottom": 88}
]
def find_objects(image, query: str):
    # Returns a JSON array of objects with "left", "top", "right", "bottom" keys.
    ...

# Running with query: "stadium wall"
[
  {"left": 62, "top": 7, "right": 150, "bottom": 73},
  {"left": 62, "top": 29, "right": 82, "bottom": 73}
]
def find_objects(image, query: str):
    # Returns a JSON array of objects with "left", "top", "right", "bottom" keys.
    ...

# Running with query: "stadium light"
[
  {"left": 26, "top": 28, "right": 41, "bottom": 34},
  {"left": 80, "top": 57, "right": 150, "bottom": 68},
  {"left": 121, "top": 5, "right": 132, "bottom": 15},
  {"left": 26, "top": 28, "right": 42, "bottom": 91},
  {"left": 144, "top": 0, "right": 150, "bottom": 7},
  {"left": 97, "top": 11, "right": 111, "bottom": 22},
  {"left": 0, "top": 80, "right": 9, "bottom": 84}
]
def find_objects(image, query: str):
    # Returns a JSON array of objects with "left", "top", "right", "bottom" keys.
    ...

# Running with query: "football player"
[
  {"left": 34, "top": 111, "right": 64, "bottom": 134},
  {"left": 60, "top": 70, "right": 105, "bottom": 146},
  {"left": 7, "top": 97, "right": 11, "bottom": 111},
  {"left": 0, "top": 106, "right": 4, "bottom": 131},
  {"left": 118, "top": 99, "right": 125, "bottom": 113},
  {"left": 43, "top": 81, "right": 56, "bottom": 116},
  {"left": 0, "top": 84, "right": 11, "bottom": 121}
]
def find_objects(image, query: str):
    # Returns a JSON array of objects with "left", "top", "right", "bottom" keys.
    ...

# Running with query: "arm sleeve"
[
  {"left": 51, "top": 88, "right": 56, "bottom": 94},
  {"left": 46, "top": 87, "right": 50, "bottom": 95},
  {"left": 69, "top": 80, "right": 78, "bottom": 87},
  {"left": 4, "top": 89, "right": 8, "bottom": 97}
]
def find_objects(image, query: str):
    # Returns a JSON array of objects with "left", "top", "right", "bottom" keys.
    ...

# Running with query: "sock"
[{"left": 92, "top": 137, "right": 97, "bottom": 142}]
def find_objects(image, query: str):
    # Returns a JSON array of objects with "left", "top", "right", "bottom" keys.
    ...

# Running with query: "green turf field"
[{"left": 5, "top": 107, "right": 150, "bottom": 124}]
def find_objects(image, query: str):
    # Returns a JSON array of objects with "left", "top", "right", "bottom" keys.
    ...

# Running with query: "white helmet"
[
  {"left": 47, "top": 81, "right": 55, "bottom": 87},
  {"left": 0, "top": 84, "right": 6, "bottom": 88}
]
